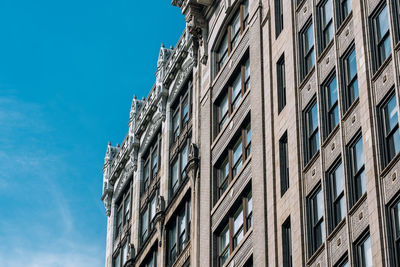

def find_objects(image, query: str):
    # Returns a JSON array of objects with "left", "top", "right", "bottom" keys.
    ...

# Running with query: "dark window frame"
[
  {"left": 216, "top": 0, "right": 249, "bottom": 73},
  {"left": 354, "top": 231, "right": 372, "bottom": 267},
  {"left": 393, "top": 0, "right": 400, "bottom": 43},
  {"left": 326, "top": 159, "right": 346, "bottom": 232},
  {"left": 142, "top": 133, "right": 161, "bottom": 194},
  {"left": 321, "top": 71, "right": 339, "bottom": 139},
  {"left": 171, "top": 79, "right": 193, "bottom": 143},
  {"left": 140, "top": 249, "right": 158, "bottom": 267},
  {"left": 139, "top": 192, "right": 158, "bottom": 246},
  {"left": 370, "top": 2, "right": 392, "bottom": 72},
  {"left": 216, "top": 121, "right": 251, "bottom": 201},
  {"left": 217, "top": 191, "right": 252, "bottom": 267},
  {"left": 279, "top": 131, "right": 289, "bottom": 196},
  {"left": 170, "top": 137, "right": 191, "bottom": 198},
  {"left": 282, "top": 216, "right": 292, "bottom": 267},
  {"left": 307, "top": 185, "right": 325, "bottom": 257},
  {"left": 388, "top": 196, "right": 400, "bottom": 266},
  {"left": 378, "top": 90, "right": 400, "bottom": 168},
  {"left": 336, "top": 0, "right": 352, "bottom": 28},
  {"left": 318, "top": 0, "right": 334, "bottom": 53},
  {"left": 275, "top": 0, "right": 284, "bottom": 37},
  {"left": 299, "top": 19, "right": 315, "bottom": 80},
  {"left": 303, "top": 98, "right": 320, "bottom": 165},
  {"left": 277, "top": 53, "right": 286, "bottom": 113},
  {"left": 114, "top": 182, "right": 132, "bottom": 240},
  {"left": 346, "top": 133, "right": 366, "bottom": 206},
  {"left": 216, "top": 57, "right": 250, "bottom": 134},
  {"left": 167, "top": 198, "right": 191, "bottom": 266},
  {"left": 341, "top": 44, "right": 358, "bottom": 112}
]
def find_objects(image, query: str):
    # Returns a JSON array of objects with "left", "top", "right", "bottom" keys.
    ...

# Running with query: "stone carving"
[{"left": 154, "top": 195, "right": 166, "bottom": 246}]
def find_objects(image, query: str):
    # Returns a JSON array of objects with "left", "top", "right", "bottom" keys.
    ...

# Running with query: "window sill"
[
  {"left": 299, "top": 66, "right": 315, "bottom": 90},
  {"left": 212, "top": 155, "right": 252, "bottom": 214},
  {"left": 327, "top": 217, "right": 346, "bottom": 240},
  {"left": 336, "top": 11, "right": 353, "bottom": 36},
  {"left": 341, "top": 96, "right": 359, "bottom": 121},
  {"left": 348, "top": 192, "right": 367, "bottom": 216},
  {"left": 371, "top": 53, "right": 392, "bottom": 81},
  {"left": 171, "top": 240, "right": 191, "bottom": 267},
  {"left": 322, "top": 123, "right": 340, "bottom": 147},
  {"left": 212, "top": 89, "right": 250, "bottom": 148},
  {"left": 317, "top": 39, "right": 334, "bottom": 62},
  {"left": 212, "top": 26, "right": 250, "bottom": 84},
  {"left": 307, "top": 242, "right": 325, "bottom": 264},
  {"left": 303, "top": 150, "right": 320, "bottom": 173},
  {"left": 380, "top": 150, "right": 400, "bottom": 177},
  {"left": 222, "top": 227, "right": 253, "bottom": 267}
]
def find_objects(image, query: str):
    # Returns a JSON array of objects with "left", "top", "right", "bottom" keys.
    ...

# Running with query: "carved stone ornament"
[{"left": 154, "top": 195, "right": 166, "bottom": 246}]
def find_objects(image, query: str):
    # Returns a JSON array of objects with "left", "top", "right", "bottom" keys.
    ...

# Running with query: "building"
[{"left": 101, "top": 0, "right": 400, "bottom": 266}]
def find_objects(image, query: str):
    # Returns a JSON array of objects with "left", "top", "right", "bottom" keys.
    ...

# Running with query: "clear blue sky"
[{"left": 0, "top": 1, "right": 184, "bottom": 266}]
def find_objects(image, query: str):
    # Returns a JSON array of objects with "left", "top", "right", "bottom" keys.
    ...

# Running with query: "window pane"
[
  {"left": 173, "top": 111, "right": 180, "bottom": 139},
  {"left": 306, "top": 24, "right": 314, "bottom": 52},
  {"left": 328, "top": 77, "right": 338, "bottom": 108},
  {"left": 181, "top": 143, "right": 188, "bottom": 173},
  {"left": 311, "top": 103, "right": 318, "bottom": 132},
  {"left": 342, "top": 0, "right": 352, "bottom": 18},
  {"left": 219, "top": 94, "right": 229, "bottom": 128},
  {"left": 234, "top": 207, "right": 244, "bottom": 233},
  {"left": 150, "top": 196, "right": 156, "bottom": 222},
  {"left": 114, "top": 252, "right": 120, "bottom": 267},
  {"left": 323, "top": 0, "right": 333, "bottom": 26},
  {"left": 355, "top": 138, "right": 364, "bottom": 171},
  {"left": 333, "top": 164, "right": 344, "bottom": 198},
  {"left": 232, "top": 74, "right": 242, "bottom": 109},
  {"left": 361, "top": 236, "right": 372, "bottom": 267},
  {"left": 378, "top": 6, "right": 389, "bottom": 40},
  {"left": 315, "top": 190, "right": 324, "bottom": 222},
  {"left": 122, "top": 242, "right": 128, "bottom": 265},
  {"left": 125, "top": 196, "right": 131, "bottom": 222},
  {"left": 386, "top": 95, "right": 398, "bottom": 132},
  {"left": 394, "top": 202, "right": 400, "bottom": 238},
  {"left": 172, "top": 160, "right": 179, "bottom": 193},
  {"left": 152, "top": 149, "right": 158, "bottom": 175},
  {"left": 231, "top": 12, "right": 241, "bottom": 48},
  {"left": 142, "top": 208, "right": 148, "bottom": 239},
  {"left": 245, "top": 59, "right": 250, "bottom": 82},
  {"left": 218, "top": 34, "right": 228, "bottom": 65},
  {"left": 219, "top": 158, "right": 229, "bottom": 185},
  {"left": 219, "top": 225, "right": 229, "bottom": 261},
  {"left": 348, "top": 49, "right": 357, "bottom": 79},
  {"left": 182, "top": 97, "right": 189, "bottom": 125}
]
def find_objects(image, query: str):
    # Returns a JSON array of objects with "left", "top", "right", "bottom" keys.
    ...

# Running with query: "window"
[
  {"left": 216, "top": 0, "right": 249, "bottom": 73},
  {"left": 216, "top": 57, "right": 250, "bottom": 133},
  {"left": 216, "top": 122, "right": 251, "bottom": 200},
  {"left": 347, "top": 135, "right": 366, "bottom": 205},
  {"left": 304, "top": 100, "right": 319, "bottom": 165},
  {"left": 167, "top": 198, "right": 191, "bottom": 266},
  {"left": 380, "top": 93, "right": 400, "bottom": 167},
  {"left": 307, "top": 186, "right": 325, "bottom": 257},
  {"left": 282, "top": 217, "right": 292, "bottom": 267},
  {"left": 341, "top": 46, "right": 358, "bottom": 111},
  {"left": 355, "top": 234, "right": 372, "bottom": 267},
  {"left": 318, "top": 0, "right": 333, "bottom": 52},
  {"left": 115, "top": 185, "right": 131, "bottom": 239},
  {"left": 113, "top": 238, "right": 130, "bottom": 267},
  {"left": 142, "top": 134, "right": 161, "bottom": 193},
  {"left": 334, "top": 257, "right": 349, "bottom": 267},
  {"left": 170, "top": 139, "right": 191, "bottom": 197},
  {"left": 371, "top": 3, "right": 391, "bottom": 71},
  {"left": 389, "top": 199, "right": 400, "bottom": 266},
  {"left": 300, "top": 20, "right": 315, "bottom": 80},
  {"left": 322, "top": 73, "right": 339, "bottom": 137},
  {"left": 141, "top": 250, "right": 157, "bottom": 267},
  {"left": 393, "top": 0, "right": 400, "bottom": 43},
  {"left": 277, "top": 54, "right": 286, "bottom": 113},
  {"left": 113, "top": 250, "right": 121, "bottom": 267},
  {"left": 327, "top": 161, "right": 345, "bottom": 232},
  {"left": 217, "top": 191, "right": 252, "bottom": 266},
  {"left": 140, "top": 193, "right": 158, "bottom": 245},
  {"left": 336, "top": 0, "right": 352, "bottom": 26},
  {"left": 279, "top": 132, "right": 289, "bottom": 195},
  {"left": 275, "top": 0, "right": 284, "bottom": 37},
  {"left": 171, "top": 80, "right": 192, "bottom": 143}
]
